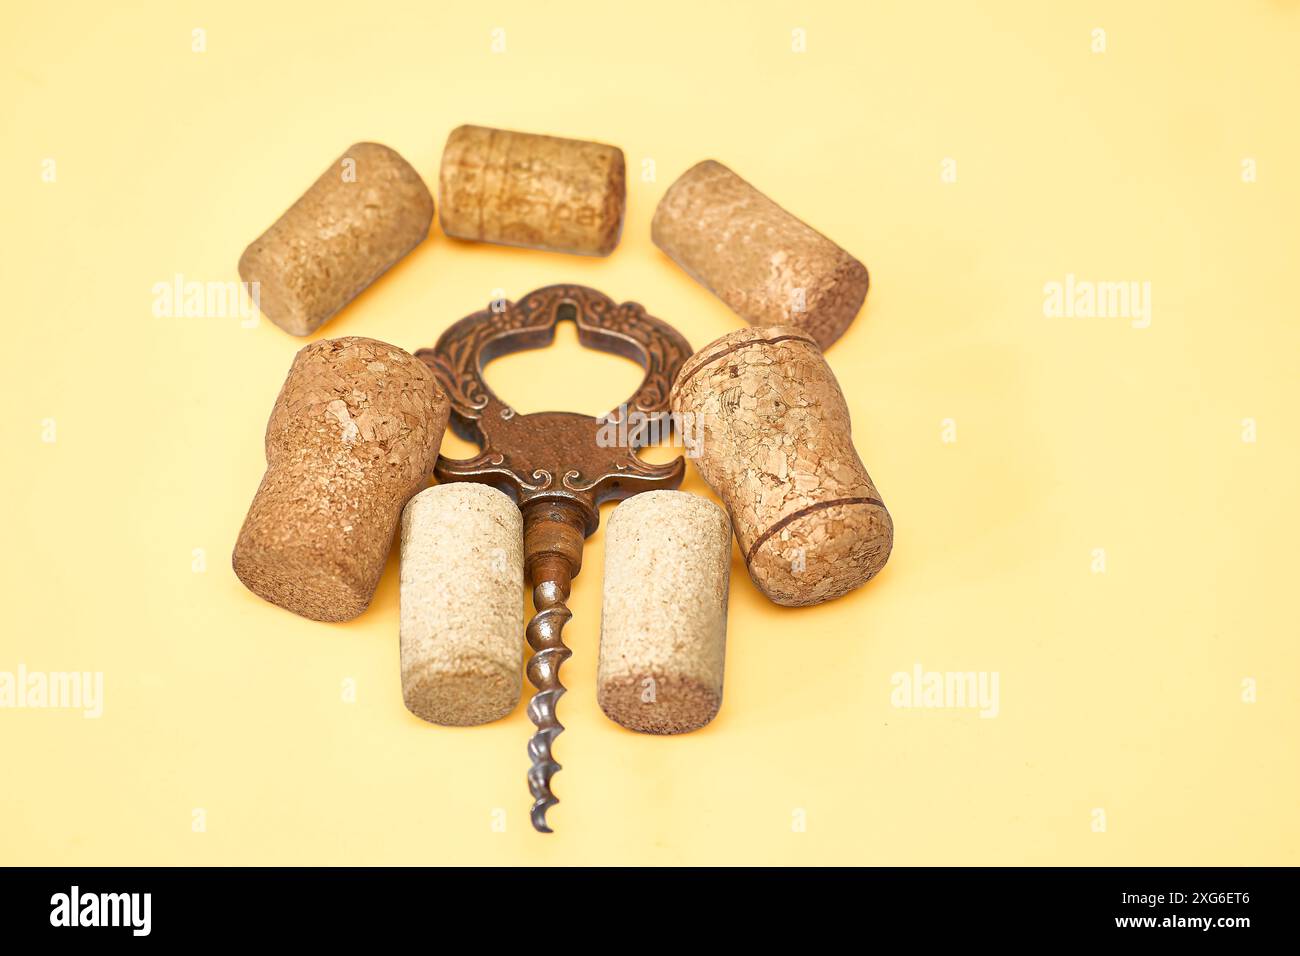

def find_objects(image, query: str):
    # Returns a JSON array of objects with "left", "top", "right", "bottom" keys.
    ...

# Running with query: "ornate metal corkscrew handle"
[{"left": 416, "top": 284, "right": 692, "bottom": 832}]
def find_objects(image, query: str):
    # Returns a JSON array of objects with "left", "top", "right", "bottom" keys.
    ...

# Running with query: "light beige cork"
[
  {"left": 232, "top": 337, "right": 449, "bottom": 622},
  {"left": 597, "top": 491, "right": 731, "bottom": 735},
  {"left": 438, "top": 125, "right": 625, "bottom": 256},
  {"left": 651, "top": 160, "right": 869, "bottom": 350},
  {"left": 670, "top": 326, "right": 892, "bottom": 607},
  {"left": 239, "top": 142, "right": 434, "bottom": 336},
  {"left": 399, "top": 484, "right": 525, "bottom": 726}
]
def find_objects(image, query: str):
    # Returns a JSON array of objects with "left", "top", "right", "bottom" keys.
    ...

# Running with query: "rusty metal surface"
[{"left": 416, "top": 284, "right": 692, "bottom": 832}]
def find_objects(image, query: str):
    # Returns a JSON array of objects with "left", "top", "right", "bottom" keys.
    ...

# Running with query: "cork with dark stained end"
[
  {"left": 399, "top": 484, "right": 524, "bottom": 726},
  {"left": 651, "top": 160, "right": 869, "bottom": 350},
  {"left": 232, "top": 337, "right": 449, "bottom": 622},
  {"left": 239, "top": 142, "right": 434, "bottom": 336},
  {"left": 438, "top": 125, "right": 625, "bottom": 256},
  {"left": 670, "top": 326, "right": 892, "bottom": 607},
  {"left": 597, "top": 492, "right": 731, "bottom": 735}
]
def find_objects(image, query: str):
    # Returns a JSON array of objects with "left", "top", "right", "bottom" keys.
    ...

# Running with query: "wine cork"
[
  {"left": 399, "top": 484, "right": 525, "bottom": 726},
  {"left": 597, "top": 492, "right": 731, "bottom": 735},
  {"left": 670, "top": 326, "right": 892, "bottom": 607},
  {"left": 651, "top": 160, "right": 869, "bottom": 350},
  {"left": 239, "top": 142, "right": 434, "bottom": 336},
  {"left": 438, "top": 125, "right": 625, "bottom": 256},
  {"left": 233, "top": 337, "right": 449, "bottom": 622}
]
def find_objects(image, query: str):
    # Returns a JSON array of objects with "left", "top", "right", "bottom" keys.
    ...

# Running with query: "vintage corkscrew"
[{"left": 416, "top": 285, "right": 692, "bottom": 832}]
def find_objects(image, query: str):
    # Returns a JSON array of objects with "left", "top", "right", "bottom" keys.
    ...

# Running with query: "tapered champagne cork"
[
  {"left": 239, "top": 142, "right": 434, "bottom": 336},
  {"left": 438, "top": 125, "right": 625, "bottom": 256},
  {"left": 597, "top": 491, "right": 731, "bottom": 735},
  {"left": 233, "top": 337, "right": 449, "bottom": 622},
  {"left": 399, "top": 484, "right": 525, "bottom": 726},
  {"left": 670, "top": 326, "right": 892, "bottom": 607},
  {"left": 651, "top": 160, "right": 869, "bottom": 349}
]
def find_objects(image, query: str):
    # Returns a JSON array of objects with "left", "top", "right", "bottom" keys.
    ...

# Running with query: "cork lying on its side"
[
  {"left": 232, "top": 337, "right": 449, "bottom": 622},
  {"left": 239, "top": 142, "right": 434, "bottom": 336},
  {"left": 671, "top": 326, "right": 892, "bottom": 607},
  {"left": 651, "top": 160, "right": 869, "bottom": 350},
  {"left": 597, "top": 492, "right": 732, "bottom": 735},
  {"left": 439, "top": 125, "right": 626, "bottom": 256},
  {"left": 399, "top": 484, "right": 525, "bottom": 726}
]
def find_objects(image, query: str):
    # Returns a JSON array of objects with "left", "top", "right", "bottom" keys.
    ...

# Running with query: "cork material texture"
[
  {"left": 399, "top": 484, "right": 525, "bottom": 726},
  {"left": 238, "top": 142, "right": 434, "bottom": 336},
  {"left": 671, "top": 326, "right": 892, "bottom": 607},
  {"left": 439, "top": 125, "right": 625, "bottom": 256},
  {"left": 651, "top": 159, "right": 869, "bottom": 350},
  {"left": 232, "top": 337, "right": 449, "bottom": 622},
  {"left": 597, "top": 491, "right": 731, "bottom": 735}
]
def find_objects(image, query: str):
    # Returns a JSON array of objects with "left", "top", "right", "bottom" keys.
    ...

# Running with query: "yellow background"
[{"left": 2, "top": 0, "right": 1297, "bottom": 865}]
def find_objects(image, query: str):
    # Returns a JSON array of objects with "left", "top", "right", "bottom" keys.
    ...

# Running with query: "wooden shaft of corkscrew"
[{"left": 416, "top": 285, "right": 692, "bottom": 833}]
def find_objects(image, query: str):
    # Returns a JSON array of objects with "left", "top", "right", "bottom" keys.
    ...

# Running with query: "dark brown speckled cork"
[
  {"left": 439, "top": 125, "right": 625, "bottom": 256},
  {"left": 239, "top": 143, "right": 434, "bottom": 336},
  {"left": 652, "top": 160, "right": 869, "bottom": 350},
  {"left": 671, "top": 326, "right": 892, "bottom": 607},
  {"left": 233, "top": 337, "right": 449, "bottom": 622}
]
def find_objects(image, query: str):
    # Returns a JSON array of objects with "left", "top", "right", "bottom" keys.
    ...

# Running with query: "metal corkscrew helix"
[{"left": 417, "top": 285, "right": 692, "bottom": 832}]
